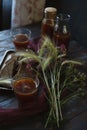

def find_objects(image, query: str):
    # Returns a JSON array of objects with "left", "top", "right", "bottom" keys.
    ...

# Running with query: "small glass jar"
[
  {"left": 53, "top": 13, "right": 71, "bottom": 51},
  {"left": 11, "top": 28, "right": 31, "bottom": 51},
  {"left": 13, "top": 77, "right": 39, "bottom": 106},
  {"left": 41, "top": 7, "right": 57, "bottom": 39}
]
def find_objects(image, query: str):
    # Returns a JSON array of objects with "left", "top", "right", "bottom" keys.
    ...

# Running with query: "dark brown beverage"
[
  {"left": 13, "top": 78, "right": 38, "bottom": 104},
  {"left": 53, "top": 32, "right": 71, "bottom": 49},
  {"left": 41, "top": 22, "right": 54, "bottom": 38},
  {"left": 41, "top": 7, "right": 57, "bottom": 39},
  {"left": 13, "top": 34, "right": 29, "bottom": 50},
  {"left": 53, "top": 14, "right": 71, "bottom": 50}
]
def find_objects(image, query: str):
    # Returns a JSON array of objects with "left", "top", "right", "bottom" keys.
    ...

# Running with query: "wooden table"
[{"left": 0, "top": 24, "right": 87, "bottom": 130}]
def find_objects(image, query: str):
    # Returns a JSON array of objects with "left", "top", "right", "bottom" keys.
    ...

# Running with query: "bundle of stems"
[{"left": 15, "top": 37, "right": 86, "bottom": 128}]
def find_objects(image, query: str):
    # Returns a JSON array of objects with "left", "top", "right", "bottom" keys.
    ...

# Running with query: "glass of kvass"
[
  {"left": 11, "top": 28, "right": 31, "bottom": 51},
  {"left": 12, "top": 77, "right": 39, "bottom": 106}
]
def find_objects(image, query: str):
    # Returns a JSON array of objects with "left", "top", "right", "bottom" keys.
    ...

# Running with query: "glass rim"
[
  {"left": 12, "top": 77, "right": 39, "bottom": 96},
  {"left": 10, "top": 27, "right": 31, "bottom": 37},
  {"left": 13, "top": 77, "right": 39, "bottom": 89}
]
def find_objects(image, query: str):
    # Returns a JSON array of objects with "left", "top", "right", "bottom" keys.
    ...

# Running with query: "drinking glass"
[
  {"left": 12, "top": 77, "right": 39, "bottom": 106},
  {"left": 11, "top": 28, "right": 31, "bottom": 51}
]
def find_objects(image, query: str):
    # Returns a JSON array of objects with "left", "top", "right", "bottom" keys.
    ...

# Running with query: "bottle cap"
[
  {"left": 44, "top": 7, "right": 57, "bottom": 19},
  {"left": 45, "top": 7, "right": 57, "bottom": 13}
]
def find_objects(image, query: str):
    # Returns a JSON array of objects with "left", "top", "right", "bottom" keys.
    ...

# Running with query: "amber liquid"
[
  {"left": 13, "top": 34, "right": 29, "bottom": 50},
  {"left": 53, "top": 32, "right": 71, "bottom": 49},
  {"left": 42, "top": 23, "right": 54, "bottom": 39},
  {"left": 14, "top": 78, "right": 38, "bottom": 103}
]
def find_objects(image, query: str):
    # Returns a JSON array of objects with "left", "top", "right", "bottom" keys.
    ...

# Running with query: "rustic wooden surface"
[{"left": 0, "top": 24, "right": 87, "bottom": 130}]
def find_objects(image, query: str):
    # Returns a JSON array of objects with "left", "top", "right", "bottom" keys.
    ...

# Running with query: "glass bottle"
[
  {"left": 41, "top": 7, "right": 57, "bottom": 39},
  {"left": 53, "top": 13, "right": 71, "bottom": 50}
]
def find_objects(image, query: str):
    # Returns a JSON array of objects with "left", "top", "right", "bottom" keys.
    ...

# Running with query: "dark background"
[
  {"left": 46, "top": 0, "right": 87, "bottom": 48},
  {"left": 0, "top": 0, "right": 87, "bottom": 48}
]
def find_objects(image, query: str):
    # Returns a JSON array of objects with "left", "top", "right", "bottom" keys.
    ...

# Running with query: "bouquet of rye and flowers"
[{"left": 15, "top": 36, "right": 86, "bottom": 128}]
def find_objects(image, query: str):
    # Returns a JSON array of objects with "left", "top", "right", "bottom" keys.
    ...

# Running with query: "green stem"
[
  {"left": 45, "top": 107, "right": 53, "bottom": 128},
  {"left": 42, "top": 67, "right": 52, "bottom": 100},
  {"left": 61, "top": 92, "right": 81, "bottom": 105},
  {"left": 51, "top": 84, "right": 59, "bottom": 127},
  {"left": 57, "top": 65, "right": 63, "bottom": 120}
]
